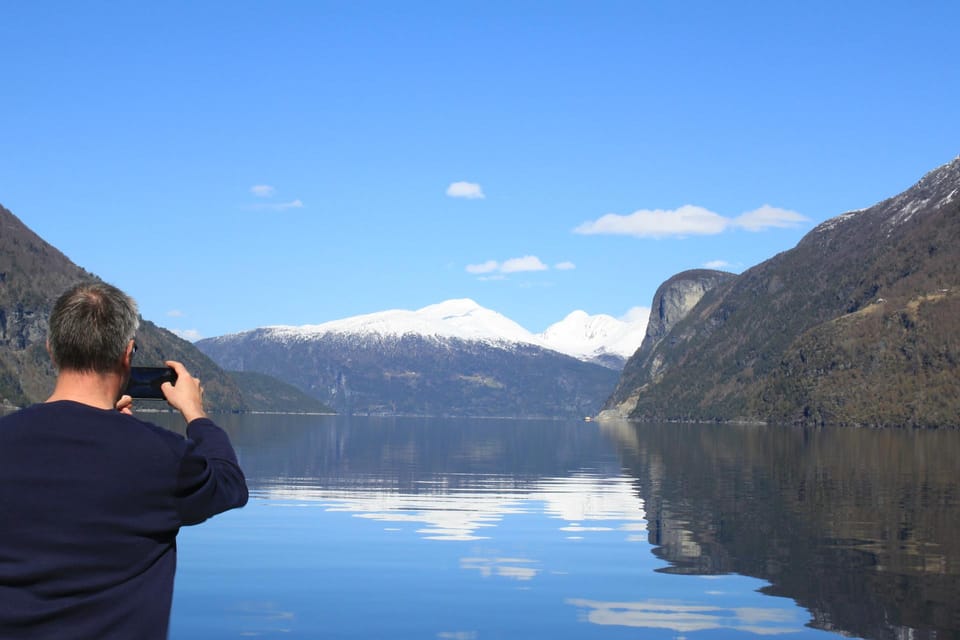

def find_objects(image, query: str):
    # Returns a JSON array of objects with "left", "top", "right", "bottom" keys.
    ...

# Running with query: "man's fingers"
[{"left": 116, "top": 394, "right": 134, "bottom": 415}]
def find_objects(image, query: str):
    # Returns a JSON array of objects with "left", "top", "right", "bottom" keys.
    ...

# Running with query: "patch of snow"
[
  {"left": 813, "top": 209, "right": 865, "bottom": 234},
  {"left": 888, "top": 197, "right": 929, "bottom": 229}
]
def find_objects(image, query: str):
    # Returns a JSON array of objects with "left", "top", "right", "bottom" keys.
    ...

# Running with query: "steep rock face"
[
  {"left": 646, "top": 269, "right": 734, "bottom": 343},
  {"left": 600, "top": 269, "right": 735, "bottom": 417},
  {"left": 197, "top": 329, "right": 620, "bottom": 418},
  {"left": 0, "top": 204, "right": 247, "bottom": 411},
  {"left": 605, "top": 156, "right": 960, "bottom": 426}
]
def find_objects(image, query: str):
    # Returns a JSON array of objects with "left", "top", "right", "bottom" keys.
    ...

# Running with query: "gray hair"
[{"left": 48, "top": 281, "right": 140, "bottom": 373}]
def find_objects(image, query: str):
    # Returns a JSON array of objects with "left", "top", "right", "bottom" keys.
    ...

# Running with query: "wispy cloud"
[
  {"left": 734, "top": 204, "right": 808, "bottom": 231},
  {"left": 574, "top": 205, "right": 808, "bottom": 239},
  {"left": 166, "top": 309, "right": 184, "bottom": 318},
  {"left": 245, "top": 185, "right": 303, "bottom": 212},
  {"left": 554, "top": 261, "right": 576, "bottom": 271},
  {"left": 467, "top": 255, "right": 563, "bottom": 276},
  {"left": 501, "top": 256, "right": 548, "bottom": 273},
  {"left": 446, "top": 181, "right": 485, "bottom": 199},
  {"left": 246, "top": 199, "right": 304, "bottom": 212},
  {"left": 466, "top": 260, "right": 499, "bottom": 275},
  {"left": 251, "top": 184, "right": 276, "bottom": 198}
]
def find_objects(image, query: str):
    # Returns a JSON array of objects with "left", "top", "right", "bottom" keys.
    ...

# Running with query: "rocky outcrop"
[
  {"left": 599, "top": 269, "right": 735, "bottom": 418},
  {"left": 645, "top": 270, "right": 735, "bottom": 343}
]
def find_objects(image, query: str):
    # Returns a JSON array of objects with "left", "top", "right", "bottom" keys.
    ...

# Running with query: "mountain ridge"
[
  {"left": 197, "top": 318, "right": 623, "bottom": 418},
  {"left": 603, "top": 155, "right": 960, "bottom": 427},
  {"left": 225, "top": 297, "right": 648, "bottom": 368}
]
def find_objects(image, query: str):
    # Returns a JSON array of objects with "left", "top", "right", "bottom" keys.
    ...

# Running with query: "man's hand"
[
  {"left": 161, "top": 360, "right": 208, "bottom": 423},
  {"left": 116, "top": 394, "right": 134, "bottom": 415}
]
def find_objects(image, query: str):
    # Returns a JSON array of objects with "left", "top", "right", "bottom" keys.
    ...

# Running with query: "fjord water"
[{"left": 164, "top": 414, "right": 960, "bottom": 639}]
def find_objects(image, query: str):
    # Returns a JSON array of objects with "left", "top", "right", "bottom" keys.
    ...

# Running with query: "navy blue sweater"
[{"left": 0, "top": 401, "right": 248, "bottom": 639}]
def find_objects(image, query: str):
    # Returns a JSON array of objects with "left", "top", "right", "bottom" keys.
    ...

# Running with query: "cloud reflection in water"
[
  {"left": 258, "top": 473, "right": 646, "bottom": 543},
  {"left": 566, "top": 599, "right": 804, "bottom": 635}
]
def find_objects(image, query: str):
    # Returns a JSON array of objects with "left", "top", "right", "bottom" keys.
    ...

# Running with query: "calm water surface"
[{"left": 159, "top": 414, "right": 960, "bottom": 639}]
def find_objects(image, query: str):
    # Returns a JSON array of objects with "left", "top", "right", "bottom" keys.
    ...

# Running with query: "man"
[{"left": 0, "top": 281, "right": 248, "bottom": 639}]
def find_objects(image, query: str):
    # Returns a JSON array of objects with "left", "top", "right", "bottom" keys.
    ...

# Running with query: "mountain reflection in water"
[
  {"left": 166, "top": 414, "right": 959, "bottom": 639},
  {"left": 219, "top": 414, "right": 647, "bottom": 543},
  {"left": 603, "top": 420, "right": 960, "bottom": 639}
]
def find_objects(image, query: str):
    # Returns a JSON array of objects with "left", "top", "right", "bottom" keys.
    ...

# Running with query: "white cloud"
[
  {"left": 703, "top": 260, "right": 731, "bottom": 269},
  {"left": 734, "top": 205, "right": 808, "bottom": 231},
  {"left": 251, "top": 184, "right": 276, "bottom": 198},
  {"left": 501, "top": 256, "right": 548, "bottom": 273},
  {"left": 466, "top": 260, "right": 499, "bottom": 275},
  {"left": 166, "top": 309, "right": 184, "bottom": 318},
  {"left": 467, "top": 255, "right": 574, "bottom": 277},
  {"left": 247, "top": 199, "right": 304, "bottom": 212},
  {"left": 446, "top": 181, "right": 485, "bottom": 199},
  {"left": 170, "top": 328, "right": 202, "bottom": 342},
  {"left": 574, "top": 204, "right": 808, "bottom": 239},
  {"left": 575, "top": 205, "right": 729, "bottom": 238}
]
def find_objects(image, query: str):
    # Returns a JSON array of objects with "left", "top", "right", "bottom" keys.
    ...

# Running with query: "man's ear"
[{"left": 123, "top": 340, "right": 136, "bottom": 367}]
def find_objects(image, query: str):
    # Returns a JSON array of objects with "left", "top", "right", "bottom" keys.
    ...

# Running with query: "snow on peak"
[
  {"left": 411, "top": 298, "right": 542, "bottom": 344},
  {"left": 538, "top": 309, "right": 648, "bottom": 359},
  {"left": 266, "top": 299, "right": 543, "bottom": 347},
  {"left": 261, "top": 299, "right": 648, "bottom": 362}
]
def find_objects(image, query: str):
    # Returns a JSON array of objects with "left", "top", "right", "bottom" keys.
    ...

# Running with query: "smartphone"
[{"left": 126, "top": 366, "right": 178, "bottom": 399}]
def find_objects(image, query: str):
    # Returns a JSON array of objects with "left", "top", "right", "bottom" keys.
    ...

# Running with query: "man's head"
[{"left": 48, "top": 281, "right": 140, "bottom": 374}]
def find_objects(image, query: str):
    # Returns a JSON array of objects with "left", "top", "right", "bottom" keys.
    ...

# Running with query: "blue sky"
[{"left": 2, "top": 1, "right": 958, "bottom": 340}]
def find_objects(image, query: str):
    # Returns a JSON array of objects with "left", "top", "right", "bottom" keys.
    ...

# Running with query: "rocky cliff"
[
  {"left": 600, "top": 269, "right": 735, "bottom": 418},
  {"left": 604, "top": 156, "right": 960, "bottom": 427}
]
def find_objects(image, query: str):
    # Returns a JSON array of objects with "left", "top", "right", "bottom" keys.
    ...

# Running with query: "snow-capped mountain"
[
  {"left": 257, "top": 298, "right": 646, "bottom": 367},
  {"left": 196, "top": 299, "right": 636, "bottom": 418},
  {"left": 538, "top": 310, "right": 648, "bottom": 366},
  {"left": 264, "top": 299, "right": 542, "bottom": 348}
]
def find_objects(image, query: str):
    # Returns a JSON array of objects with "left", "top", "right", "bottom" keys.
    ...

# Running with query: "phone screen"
[{"left": 125, "top": 366, "right": 177, "bottom": 399}]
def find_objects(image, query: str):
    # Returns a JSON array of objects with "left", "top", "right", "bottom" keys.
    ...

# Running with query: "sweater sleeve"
[{"left": 175, "top": 418, "right": 249, "bottom": 526}]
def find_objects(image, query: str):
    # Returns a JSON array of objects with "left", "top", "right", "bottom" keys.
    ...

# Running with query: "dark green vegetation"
[
  {"left": 198, "top": 331, "right": 619, "bottom": 418},
  {"left": 0, "top": 203, "right": 314, "bottom": 413},
  {"left": 605, "top": 156, "right": 960, "bottom": 427}
]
